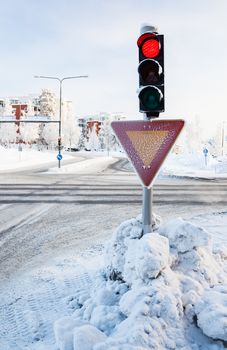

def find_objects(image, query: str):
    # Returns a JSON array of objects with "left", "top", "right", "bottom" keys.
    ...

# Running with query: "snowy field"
[
  {"left": 0, "top": 145, "right": 73, "bottom": 172},
  {"left": 0, "top": 146, "right": 227, "bottom": 349},
  {"left": 0, "top": 145, "right": 121, "bottom": 173}
]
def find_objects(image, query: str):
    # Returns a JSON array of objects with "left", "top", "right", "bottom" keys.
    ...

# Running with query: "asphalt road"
[{"left": 0, "top": 157, "right": 226, "bottom": 280}]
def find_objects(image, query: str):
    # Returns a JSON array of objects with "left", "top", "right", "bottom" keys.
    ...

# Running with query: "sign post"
[
  {"left": 18, "top": 143, "right": 23, "bottom": 161},
  {"left": 142, "top": 186, "right": 153, "bottom": 233}
]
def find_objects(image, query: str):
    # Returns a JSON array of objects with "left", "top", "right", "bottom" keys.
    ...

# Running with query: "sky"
[{"left": 0, "top": 0, "right": 227, "bottom": 137}]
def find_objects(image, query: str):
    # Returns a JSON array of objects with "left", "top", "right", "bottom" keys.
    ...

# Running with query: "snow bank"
[
  {"left": 160, "top": 152, "right": 227, "bottom": 179},
  {"left": 0, "top": 145, "right": 72, "bottom": 171},
  {"left": 54, "top": 216, "right": 227, "bottom": 350},
  {"left": 163, "top": 152, "right": 217, "bottom": 172},
  {"left": 46, "top": 157, "right": 117, "bottom": 174}
]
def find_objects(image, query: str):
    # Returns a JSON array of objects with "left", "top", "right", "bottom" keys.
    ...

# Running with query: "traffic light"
[{"left": 137, "top": 30, "right": 164, "bottom": 117}]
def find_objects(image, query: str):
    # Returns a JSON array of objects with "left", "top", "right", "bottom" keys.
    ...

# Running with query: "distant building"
[
  {"left": 0, "top": 95, "right": 41, "bottom": 120},
  {"left": 77, "top": 112, "right": 126, "bottom": 138},
  {"left": 87, "top": 120, "right": 101, "bottom": 135}
]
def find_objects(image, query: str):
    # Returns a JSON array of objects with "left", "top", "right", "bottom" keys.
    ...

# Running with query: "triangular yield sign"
[{"left": 111, "top": 119, "right": 184, "bottom": 187}]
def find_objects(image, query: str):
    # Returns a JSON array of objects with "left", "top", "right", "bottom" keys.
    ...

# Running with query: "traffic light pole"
[
  {"left": 138, "top": 25, "right": 164, "bottom": 234},
  {"left": 142, "top": 114, "right": 153, "bottom": 234},
  {"left": 142, "top": 185, "right": 153, "bottom": 234}
]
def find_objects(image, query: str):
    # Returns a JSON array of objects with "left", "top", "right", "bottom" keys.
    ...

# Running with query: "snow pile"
[
  {"left": 195, "top": 284, "right": 227, "bottom": 341},
  {"left": 160, "top": 152, "right": 226, "bottom": 179},
  {"left": 54, "top": 216, "right": 227, "bottom": 350}
]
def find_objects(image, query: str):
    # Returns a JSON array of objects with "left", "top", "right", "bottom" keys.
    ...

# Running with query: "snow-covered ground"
[
  {"left": 1, "top": 145, "right": 227, "bottom": 180},
  {"left": 1, "top": 211, "right": 227, "bottom": 350},
  {"left": 1, "top": 146, "right": 227, "bottom": 349},
  {"left": 0, "top": 145, "right": 72, "bottom": 171},
  {"left": 0, "top": 145, "right": 121, "bottom": 173},
  {"left": 45, "top": 156, "right": 118, "bottom": 174},
  {"left": 161, "top": 152, "right": 227, "bottom": 179}
]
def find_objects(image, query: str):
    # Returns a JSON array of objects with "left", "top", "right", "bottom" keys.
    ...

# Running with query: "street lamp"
[{"left": 34, "top": 75, "right": 88, "bottom": 168}]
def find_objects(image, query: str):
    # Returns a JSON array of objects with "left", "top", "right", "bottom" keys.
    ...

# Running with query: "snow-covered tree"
[
  {"left": 184, "top": 116, "right": 203, "bottom": 153},
  {"left": 99, "top": 120, "right": 111, "bottom": 151},
  {"left": 62, "top": 101, "right": 80, "bottom": 149},
  {"left": 41, "top": 123, "right": 58, "bottom": 148},
  {"left": 0, "top": 105, "right": 4, "bottom": 117},
  {"left": 38, "top": 90, "right": 57, "bottom": 146},
  {"left": 109, "top": 132, "right": 121, "bottom": 152},
  {"left": 78, "top": 129, "right": 86, "bottom": 150},
  {"left": 39, "top": 89, "right": 57, "bottom": 118},
  {"left": 0, "top": 123, "right": 17, "bottom": 144},
  {"left": 87, "top": 124, "right": 100, "bottom": 151},
  {"left": 3, "top": 99, "right": 13, "bottom": 117},
  {"left": 206, "top": 123, "right": 223, "bottom": 157},
  {"left": 19, "top": 122, "right": 39, "bottom": 144},
  {"left": 26, "top": 101, "right": 35, "bottom": 117}
]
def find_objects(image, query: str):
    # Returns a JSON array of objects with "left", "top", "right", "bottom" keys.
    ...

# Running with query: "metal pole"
[
  {"left": 142, "top": 186, "right": 153, "bottom": 233},
  {"left": 221, "top": 121, "right": 225, "bottom": 157},
  {"left": 142, "top": 113, "right": 153, "bottom": 234},
  {"left": 58, "top": 80, "right": 62, "bottom": 168}
]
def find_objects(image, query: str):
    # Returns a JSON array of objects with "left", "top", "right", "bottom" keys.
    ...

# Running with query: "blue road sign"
[
  {"left": 203, "top": 148, "right": 208, "bottom": 156},
  {"left": 57, "top": 153, "right": 63, "bottom": 161}
]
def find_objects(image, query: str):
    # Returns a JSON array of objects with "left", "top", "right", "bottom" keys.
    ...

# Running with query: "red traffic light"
[
  {"left": 142, "top": 39, "right": 160, "bottom": 58},
  {"left": 137, "top": 33, "right": 161, "bottom": 59}
]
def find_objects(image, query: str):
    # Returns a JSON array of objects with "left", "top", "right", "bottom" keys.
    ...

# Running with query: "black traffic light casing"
[{"left": 137, "top": 32, "right": 164, "bottom": 117}]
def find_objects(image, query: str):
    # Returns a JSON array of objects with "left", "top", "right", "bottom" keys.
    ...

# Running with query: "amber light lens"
[{"left": 138, "top": 59, "right": 162, "bottom": 84}]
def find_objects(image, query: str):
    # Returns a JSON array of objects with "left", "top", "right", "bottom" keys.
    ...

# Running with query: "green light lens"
[{"left": 139, "top": 86, "right": 162, "bottom": 110}]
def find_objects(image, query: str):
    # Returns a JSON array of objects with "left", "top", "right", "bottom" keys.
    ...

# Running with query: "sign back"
[{"left": 111, "top": 119, "right": 184, "bottom": 187}]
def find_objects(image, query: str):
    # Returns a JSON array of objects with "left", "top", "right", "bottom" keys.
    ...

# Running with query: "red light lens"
[{"left": 142, "top": 39, "right": 160, "bottom": 58}]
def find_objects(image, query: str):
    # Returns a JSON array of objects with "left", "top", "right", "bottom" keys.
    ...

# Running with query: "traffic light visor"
[{"left": 139, "top": 86, "right": 163, "bottom": 111}]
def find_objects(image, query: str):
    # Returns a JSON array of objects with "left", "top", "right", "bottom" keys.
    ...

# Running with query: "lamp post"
[{"left": 34, "top": 75, "right": 88, "bottom": 168}]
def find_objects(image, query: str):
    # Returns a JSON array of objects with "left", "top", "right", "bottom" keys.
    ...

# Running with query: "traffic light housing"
[{"left": 137, "top": 31, "right": 164, "bottom": 118}]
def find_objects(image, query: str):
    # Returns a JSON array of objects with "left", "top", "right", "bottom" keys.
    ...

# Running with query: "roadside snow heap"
[{"left": 54, "top": 215, "right": 227, "bottom": 350}]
